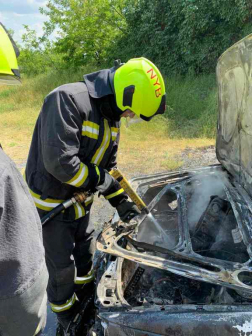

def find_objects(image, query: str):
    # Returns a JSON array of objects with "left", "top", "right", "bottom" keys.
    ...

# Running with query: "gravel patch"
[{"left": 178, "top": 145, "right": 218, "bottom": 169}]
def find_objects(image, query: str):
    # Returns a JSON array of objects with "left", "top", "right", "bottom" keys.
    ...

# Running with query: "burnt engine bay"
[{"left": 96, "top": 166, "right": 252, "bottom": 311}]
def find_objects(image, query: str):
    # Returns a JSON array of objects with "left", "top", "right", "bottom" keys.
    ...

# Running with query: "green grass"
[
  {"left": 0, "top": 69, "right": 218, "bottom": 138},
  {"left": 165, "top": 73, "right": 218, "bottom": 138},
  {"left": 0, "top": 68, "right": 216, "bottom": 169}
]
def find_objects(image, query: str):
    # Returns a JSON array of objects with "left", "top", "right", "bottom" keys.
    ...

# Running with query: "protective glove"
[
  {"left": 116, "top": 200, "right": 141, "bottom": 223},
  {"left": 95, "top": 169, "right": 115, "bottom": 194}
]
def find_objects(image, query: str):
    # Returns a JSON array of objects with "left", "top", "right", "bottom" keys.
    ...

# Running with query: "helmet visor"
[{"left": 140, "top": 94, "right": 166, "bottom": 121}]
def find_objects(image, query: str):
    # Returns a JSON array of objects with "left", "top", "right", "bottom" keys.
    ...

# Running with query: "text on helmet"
[{"left": 147, "top": 68, "right": 162, "bottom": 98}]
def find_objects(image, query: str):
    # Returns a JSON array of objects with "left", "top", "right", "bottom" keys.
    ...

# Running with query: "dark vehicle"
[{"left": 91, "top": 34, "right": 252, "bottom": 335}]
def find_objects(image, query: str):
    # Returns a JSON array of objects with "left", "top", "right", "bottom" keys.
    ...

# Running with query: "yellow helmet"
[
  {"left": 113, "top": 57, "right": 166, "bottom": 121},
  {"left": 0, "top": 23, "right": 21, "bottom": 85}
]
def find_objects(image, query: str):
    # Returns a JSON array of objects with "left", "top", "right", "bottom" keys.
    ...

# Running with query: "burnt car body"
[{"left": 92, "top": 34, "right": 252, "bottom": 335}]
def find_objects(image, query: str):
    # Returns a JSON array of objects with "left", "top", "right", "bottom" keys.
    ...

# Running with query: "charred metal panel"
[
  {"left": 97, "top": 167, "right": 252, "bottom": 294},
  {"left": 100, "top": 306, "right": 252, "bottom": 336},
  {"left": 96, "top": 255, "right": 130, "bottom": 310},
  {"left": 96, "top": 166, "right": 252, "bottom": 335},
  {"left": 216, "top": 33, "right": 252, "bottom": 198}
]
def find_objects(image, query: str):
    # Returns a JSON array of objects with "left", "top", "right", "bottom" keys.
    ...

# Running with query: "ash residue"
[{"left": 125, "top": 266, "right": 221, "bottom": 307}]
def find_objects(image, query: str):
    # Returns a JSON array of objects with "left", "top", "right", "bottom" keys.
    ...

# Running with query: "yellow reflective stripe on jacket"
[
  {"left": 82, "top": 121, "right": 99, "bottom": 140},
  {"left": 73, "top": 195, "right": 94, "bottom": 219},
  {"left": 111, "top": 127, "right": 119, "bottom": 141},
  {"left": 95, "top": 165, "right": 100, "bottom": 184},
  {"left": 74, "top": 269, "right": 94, "bottom": 285},
  {"left": 73, "top": 202, "right": 85, "bottom": 219},
  {"left": 91, "top": 119, "right": 111, "bottom": 166},
  {"left": 29, "top": 188, "right": 64, "bottom": 211},
  {"left": 66, "top": 162, "right": 89, "bottom": 187},
  {"left": 105, "top": 188, "right": 124, "bottom": 200},
  {"left": 29, "top": 185, "right": 94, "bottom": 217},
  {"left": 85, "top": 195, "right": 94, "bottom": 207},
  {"left": 50, "top": 293, "right": 77, "bottom": 313}
]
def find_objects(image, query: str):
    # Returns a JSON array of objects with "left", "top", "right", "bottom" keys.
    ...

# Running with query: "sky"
[{"left": 0, "top": 0, "right": 48, "bottom": 44}]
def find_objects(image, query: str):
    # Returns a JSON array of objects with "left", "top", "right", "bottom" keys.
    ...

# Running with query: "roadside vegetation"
[
  {"left": 0, "top": 70, "right": 215, "bottom": 172},
  {"left": 2, "top": 0, "right": 251, "bottom": 171}
]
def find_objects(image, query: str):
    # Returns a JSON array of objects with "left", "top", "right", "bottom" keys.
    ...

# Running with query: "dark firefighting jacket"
[
  {"left": 0, "top": 148, "right": 48, "bottom": 336},
  {"left": 25, "top": 68, "right": 127, "bottom": 220}
]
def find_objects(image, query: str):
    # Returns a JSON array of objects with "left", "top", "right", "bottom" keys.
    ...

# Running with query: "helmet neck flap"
[{"left": 84, "top": 67, "right": 124, "bottom": 121}]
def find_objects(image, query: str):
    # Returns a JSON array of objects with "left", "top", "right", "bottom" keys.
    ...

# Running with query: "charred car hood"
[
  {"left": 95, "top": 34, "right": 252, "bottom": 336},
  {"left": 216, "top": 33, "right": 252, "bottom": 198}
]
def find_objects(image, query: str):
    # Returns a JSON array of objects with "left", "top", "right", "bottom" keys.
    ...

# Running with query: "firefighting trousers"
[{"left": 41, "top": 212, "right": 95, "bottom": 307}]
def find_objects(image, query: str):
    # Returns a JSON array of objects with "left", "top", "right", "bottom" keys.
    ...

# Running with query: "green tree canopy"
[
  {"left": 40, "top": 0, "right": 127, "bottom": 66},
  {"left": 111, "top": 0, "right": 252, "bottom": 74},
  {"left": 18, "top": 0, "right": 252, "bottom": 75}
]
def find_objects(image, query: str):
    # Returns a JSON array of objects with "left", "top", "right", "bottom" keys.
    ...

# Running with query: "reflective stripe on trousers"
[
  {"left": 50, "top": 269, "right": 95, "bottom": 312},
  {"left": 50, "top": 293, "right": 77, "bottom": 313},
  {"left": 74, "top": 269, "right": 94, "bottom": 285}
]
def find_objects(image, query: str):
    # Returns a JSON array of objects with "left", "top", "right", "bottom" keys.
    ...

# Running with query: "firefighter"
[
  {"left": 0, "top": 23, "right": 48, "bottom": 336},
  {"left": 25, "top": 57, "right": 166, "bottom": 333}
]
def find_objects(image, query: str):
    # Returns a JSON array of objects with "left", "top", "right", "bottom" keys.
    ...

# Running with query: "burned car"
[{"left": 92, "top": 34, "right": 252, "bottom": 335}]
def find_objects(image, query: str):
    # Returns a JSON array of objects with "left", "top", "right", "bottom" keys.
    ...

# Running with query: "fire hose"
[
  {"left": 41, "top": 168, "right": 148, "bottom": 226},
  {"left": 41, "top": 191, "right": 90, "bottom": 226}
]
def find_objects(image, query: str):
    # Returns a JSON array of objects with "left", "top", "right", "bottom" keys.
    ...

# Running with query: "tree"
[
  {"left": 40, "top": 0, "right": 127, "bottom": 66},
  {"left": 19, "top": 0, "right": 252, "bottom": 75},
  {"left": 18, "top": 25, "right": 61, "bottom": 75},
  {"left": 111, "top": 0, "right": 252, "bottom": 74}
]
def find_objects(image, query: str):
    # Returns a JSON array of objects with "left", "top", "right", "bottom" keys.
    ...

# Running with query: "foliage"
[
  {"left": 40, "top": 0, "right": 127, "bottom": 66},
  {"left": 111, "top": 0, "right": 252, "bottom": 74},
  {"left": 165, "top": 73, "right": 217, "bottom": 138},
  {"left": 0, "top": 70, "right": 215, "bottom": 170},
  {"left": 18, "top": 26, "right": 62, "bottom": 76},
  {"left": 16, "top": 0, "right": 252, "bottom": 75}
]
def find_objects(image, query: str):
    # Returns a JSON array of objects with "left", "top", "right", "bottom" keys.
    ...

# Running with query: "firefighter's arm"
[
  {"left": 98, "top": 130, "right": 128, "bottom": 207},
  {"left": 40, "top": 89, "right": 105, "bottom": 191}
]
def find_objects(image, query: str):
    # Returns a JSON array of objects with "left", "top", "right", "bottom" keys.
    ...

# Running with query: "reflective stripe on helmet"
[
  {"left": 74, "top": 270, "right": 94, "bottom": 285},
  {"left": 50, "top": 293, "right": 77, "bottom": 312}
]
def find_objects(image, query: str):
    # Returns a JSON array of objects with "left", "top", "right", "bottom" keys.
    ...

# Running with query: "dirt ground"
[{"left": 90, "top": 145, "right": 218, "bottom": 231}]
